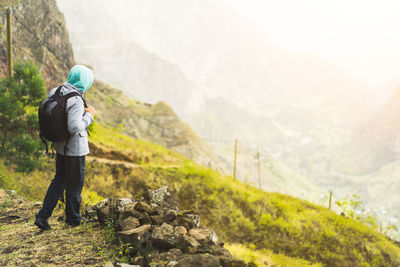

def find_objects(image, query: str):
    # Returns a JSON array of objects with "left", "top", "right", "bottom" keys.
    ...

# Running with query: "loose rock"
[
  {"left": 145, "top": 186, "right": 179, "bottom": 211},
  {"left": 134, "top": 202, "right": 151, "bottom": 213},
  {"left": 175, "top": 226, "right": 187, "bottom": 236},
  {"left": 150, "top": 215, "right": 164, "bottom": 225},
  {"left": 174, "top": 253, "right": 221, "bottom": 267},
  {"left": 158, "top": 248, "right": 183, "bottom": 262},
  {"left": 151, "top": 223, "right": 180, "bottom": 249},
  {"left": 165, "top": 210, "right": 177, "bottom": 222},
  {"left": 179, "top": 236, "right": 200, "bottom": 253},
  {"left": 117, "top": 224, "right": 152, "bottom": 246},
  {"left": 119, "top": 217, "right": 140, "bottom": 231},
  {"left": 89, "top": 187, "right": 247, "bottom": 267},
  {"left": 189, "top": 227, "right": 218, "bottom": 245}
]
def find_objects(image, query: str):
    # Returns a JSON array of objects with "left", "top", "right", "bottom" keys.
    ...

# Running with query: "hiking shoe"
[{"left": 34, "top": 217, "right": 51, "bottom": 230}]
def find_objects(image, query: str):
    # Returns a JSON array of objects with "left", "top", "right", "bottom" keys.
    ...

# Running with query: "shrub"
[{"left": 0, "top": 61, "right": 46, "bottom": 172}]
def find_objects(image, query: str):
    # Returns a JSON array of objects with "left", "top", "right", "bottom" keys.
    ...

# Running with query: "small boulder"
[
  {"left": 84, "top": 206, "right": 97, "bottom": 220},
  {"left": 134, "top": 201, "right": 151, "bottom": 213},
  {"left": 150, "top": 215, "right": 164, "bottom": 225},
  {"left": 179, "top": 236, "right": 200, "bottom": 253},
  {"left": 165, "top": 210, "right": 177, "bottom": 222},
  {"left": 151, "top": 223, "right": 181, "bottom": 249},
  {"left": 219, "top": 257, "right": 247, "bottom": 267},
  {"left": 145, "top": 186, "right": 179, "bottom": 211},
  {"left": 176, "top": 216, "right": 196, "bottom": 230},
  {"left": 174, "top": 253, "right": 221, "bottom": 267},
  {"left": 149, "top": 206, "right": 164, "bottom": 216},
  {"left": 174, "top": 226, "right": 187, "bottom": 236},
  {"left": 158, "top": 248, "right": 183, "bottom": 262},
  {"left": 118, "top": 217, "right": 140, "bottom": 231},
  {"left": 138, "top": 212, "right": 152, "bottom": 225},
  {"left": 117, "top": 224, "right": 152, "bottom": 245},
  {"left": 120, "top": 205, "right": 143, "bottom": 220},
  {"left": 188, "top": 227, "right": 218, "bottom": 245},
  {"left": 95, "top": 199, "right": 112, "bottom": 224},
  {"left": 183, "top": 213, "right": 200, "bottom": 227},
  {"left": 212, "top": 245, "right": 232, "bottom": 258},
  {"left": 115, "top": 198, "right": 135, "bottom": 212}
]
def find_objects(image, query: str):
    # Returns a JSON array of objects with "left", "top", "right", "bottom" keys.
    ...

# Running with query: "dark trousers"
[{"left": 37, "top": 153, "right": 85, "bottom": 224}]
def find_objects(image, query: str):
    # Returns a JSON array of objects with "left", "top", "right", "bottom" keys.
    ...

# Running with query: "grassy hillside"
[
  {"left": 84, "top": 81, "right": 326, "bottom": 203},
  {"left": 3, "top": 123, "right": 400, "bottom": 266},
  {"left": 85, "top": 125, "right": 400, "bottom": 266},
  {"left": 84, "top": 80, "right": 226, "bottom": 173}
]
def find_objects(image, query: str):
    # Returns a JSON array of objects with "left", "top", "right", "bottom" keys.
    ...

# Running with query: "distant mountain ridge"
[
  {"left": 58, "top": 0, "right": 380, "bottom": 109},
  {"left": 56, "top": 0, "right": 381, "bottom": 190}
]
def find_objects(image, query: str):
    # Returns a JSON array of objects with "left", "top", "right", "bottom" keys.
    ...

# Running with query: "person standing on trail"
[{"left": 35, "top": 65, "right": 96, "bottom": 230}]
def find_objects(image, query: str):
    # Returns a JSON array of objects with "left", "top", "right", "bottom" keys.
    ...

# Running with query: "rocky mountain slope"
[
  {"left": 0, "top": 0, "right": 73, "bottom": 88},
  {"left": 0, "top": 0, "right": 220, "bottom": 170}
]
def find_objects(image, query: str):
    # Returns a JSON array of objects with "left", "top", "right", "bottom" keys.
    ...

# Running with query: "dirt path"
[
  {"left": 0, "top": 189, "right": 112, "bottom": 266},
  {"left": 87, "top": 156, "right": 181, "bottom": 170},
  {"left": 87, "top": 155, "right": 141, "bottom": 169}
]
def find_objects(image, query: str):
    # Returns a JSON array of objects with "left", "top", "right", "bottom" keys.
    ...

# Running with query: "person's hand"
[{"left": 85, "top": 105, "right": 96, "bottom": 116}]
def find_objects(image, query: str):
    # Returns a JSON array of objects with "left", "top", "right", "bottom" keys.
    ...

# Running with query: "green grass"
[
  {"left": 0, "top": 159, "right": 103, "bottom": 208},
  {"left": 89, "top": 124, "right": 183, "bottom": 166},
  {"left": 84, "top": 123, "right": 400, "bottom": 266},
  {"left": 225, "top": 243, "right": 322, "bottom": 267},
  {"left": 2, "top": 122, "right": 400, "bottom": 266}
]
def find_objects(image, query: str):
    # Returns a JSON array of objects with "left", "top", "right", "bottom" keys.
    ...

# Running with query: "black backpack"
[{"left": 38, "top": 86, "right": 87, "bottom": 152}]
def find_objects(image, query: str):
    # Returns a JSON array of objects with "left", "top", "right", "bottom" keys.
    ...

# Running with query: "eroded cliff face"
[{"left": 0, "top": 0, "right": 73, "bottom": 88}]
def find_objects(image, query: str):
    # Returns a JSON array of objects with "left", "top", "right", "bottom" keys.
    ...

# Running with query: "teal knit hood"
[{"left": 67, "top": 65, "right": 94, "bottom": 93}]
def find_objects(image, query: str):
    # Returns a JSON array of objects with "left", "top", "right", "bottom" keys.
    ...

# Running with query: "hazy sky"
[{"left": 227, "top": 0, "right": 400, "bottom": 86}]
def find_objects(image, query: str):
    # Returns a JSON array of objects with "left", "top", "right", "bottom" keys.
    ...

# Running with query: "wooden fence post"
[
  {"left": 257, "top": 146, "right": 261, "bottom": 189},
  {"left": 233, "top": 139, "right": 237, "bottom": 180},
  {"left": 6, "top": 7, "right": 13, "bottom": 78}
]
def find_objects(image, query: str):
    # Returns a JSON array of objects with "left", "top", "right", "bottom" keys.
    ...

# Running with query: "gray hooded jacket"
[{"left": 49, "top": 82, "right": 94, "bottom": 156}]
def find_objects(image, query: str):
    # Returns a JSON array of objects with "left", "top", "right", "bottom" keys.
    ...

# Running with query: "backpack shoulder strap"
[
  {"left": 54, "top": 86, "right": 63, "bottom": 96},
  {"left": 63, "top": 92, "right": 87, "bottom": 108},
  {"left": 81, "top": 97, "right": 88, "bottom": 108}
]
